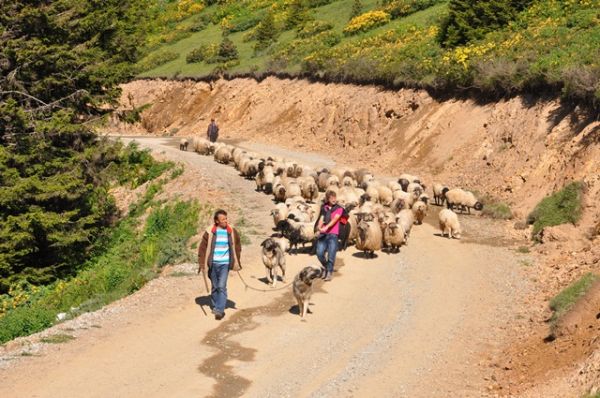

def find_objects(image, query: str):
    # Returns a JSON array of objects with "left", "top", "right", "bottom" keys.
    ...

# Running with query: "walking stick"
[{"left": 199, "top": 267, "right": 210, "bottom": 316}]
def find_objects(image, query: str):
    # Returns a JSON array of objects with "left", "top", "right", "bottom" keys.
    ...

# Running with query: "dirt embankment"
[{"left": 106, "top": 77, "right": 600, "bottom": 395}]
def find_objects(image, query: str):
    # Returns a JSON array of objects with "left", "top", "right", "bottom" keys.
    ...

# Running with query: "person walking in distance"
[
  {"left": 207, "top": 118, "right": 219, "bottom": 143},
  {"left": 316, "top": 191, "right": 344, "bottom": 281},
  {"left": 197, "top": 209, "right": 242, "bottom": 320}
]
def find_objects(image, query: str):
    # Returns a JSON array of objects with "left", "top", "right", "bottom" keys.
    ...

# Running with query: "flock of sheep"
[{"left": 183, "top": 136, "right": 484, "bottom": 277}]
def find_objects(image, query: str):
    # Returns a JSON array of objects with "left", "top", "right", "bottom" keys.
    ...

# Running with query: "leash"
[{"left": 236, "top": 270, "right": 294, "bottom": 292}]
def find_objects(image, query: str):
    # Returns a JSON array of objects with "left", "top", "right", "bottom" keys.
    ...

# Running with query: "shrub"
[
  {"left": 527, "top": 181, "right": 584, "bottom": 239},
  {"left": 350, "top": 0, "right": 363, "bottom": 20},
  {"left": 482, "top": 202, "right": 513, "bottom": 219},
  {"left": 186, "top": 43, "right": 219, "bottom": 64},
  {"left": 382, "top": 0, "right": 443, "bottom": 19},
  {"left": 296, "top": 20, "right": 334, "bottom": 38},
  {"left": 343, "top": 10, "right": 391, "bottom": 36},
  {"left": 254, "top": 11, "right": 279, "bottom": 51},
  {"left": 217, "top": 37, "right": 239, "bottom": 62}
]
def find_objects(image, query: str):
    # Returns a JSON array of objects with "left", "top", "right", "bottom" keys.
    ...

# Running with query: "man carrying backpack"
[
  {"left": 207, "top": 118, "right": 219, "bottom": 143},
  {"left": 315, "top": 190, "right": 346, "bottom": 282}
]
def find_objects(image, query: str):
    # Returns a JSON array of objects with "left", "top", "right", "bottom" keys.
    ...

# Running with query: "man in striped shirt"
[{"left": 198, "top": 209, "right": 242, "bottom": 320}]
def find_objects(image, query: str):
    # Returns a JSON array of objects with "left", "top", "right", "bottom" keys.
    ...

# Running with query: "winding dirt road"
[{"left": 0, "top": 137, "right": 529, "bottom": 397}]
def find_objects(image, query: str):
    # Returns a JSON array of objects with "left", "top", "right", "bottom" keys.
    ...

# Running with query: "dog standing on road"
[
  {"left": 293, "top": 266, "right": 324, "bottom": 318},
  {"left": 260, "top": 238, "right": 286, "bottom": 287}
]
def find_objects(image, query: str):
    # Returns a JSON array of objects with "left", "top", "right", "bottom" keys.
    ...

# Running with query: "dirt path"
[{"left": 0, "top": 137, "right": 529, "bottom": 398}]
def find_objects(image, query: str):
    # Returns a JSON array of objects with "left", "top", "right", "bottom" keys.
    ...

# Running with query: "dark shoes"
[
  {"left": 324, "top": 272, "right": 332, "bottom": 282},
  {"left": 211, "top": 308, "right": 225, "bottom": 320}
]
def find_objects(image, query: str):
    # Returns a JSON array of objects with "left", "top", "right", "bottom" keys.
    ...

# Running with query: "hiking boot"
[
  {"left": 215, "top": 312, "right": 225, "bottom": 321},
  {"left": 324, "top": 272, "right": 332, "bottom": 282}
]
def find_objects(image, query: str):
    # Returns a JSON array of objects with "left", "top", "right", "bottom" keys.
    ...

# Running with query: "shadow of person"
[
  {"left": 351, "top": 252, "right": 378, "bottom": 259},
  {"left": 194, "top": 296, "right": 236, "bottom": 310}
]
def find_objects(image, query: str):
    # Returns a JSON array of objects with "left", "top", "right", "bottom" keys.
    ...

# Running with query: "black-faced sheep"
[
  {"left": 276, "top": 219, "right": 316, "bottom": 254},
  {"left": 445, "top": 188, "right": 483, "bottom": 214},
  {"left": 438, "top": 208, "right": 462, "bottom": 239},
  {"left": 214, "top": 145, "right": 232, "bottom": 164},
  {"left": 356, "top": 218, "right": 383, "bottom": 258},
  {"left": 382, "top": 221, "right": 405, "bottom": 253},
  {"left": 432, "top": 183, "right": 449, "bottom": 206},
  {"left": 193, "top": 137, "right": 212, "bottom": 155}
]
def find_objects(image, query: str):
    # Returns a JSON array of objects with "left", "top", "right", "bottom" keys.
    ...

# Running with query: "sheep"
[
  {"left": 356, "top": 218, "right": 383, "bottom": 258},
  {"left": 288, "top": 207, "right": 314, "bottom": 223},
  {"left": 365, "top": 184, "right": 380, "bottom": 204},
  {"left": 432, "top": 183, "right": 449, "bottom": 206},
  {"left": 438, "top": 208, "right": 462, "bottom": 239},
  {"left": 193, "top": 137, "right": 212, "bottom": 155},
  {"left": 326, "top": 175, "right": 340, "bottom": 189},
  {"left": 317, "top": 172, "right": 331, "bottom": 191},
  {"left": 355, "top": 169, "right": 374, "bottom": 185},
  {"left": 240, "top": 157, "right": 261, "bottom": 179},
  {"left": 390, "top": 198, "right": 406, "bottom": 213},
  {"left": 418, "top": 193, "right": 430, "bottom": 205},
  {"left": 284, "top": 181, "right": 302, "bottom": 200},
  {"left": 214, "top": 145, "right": 232, "bottom": 164},
  {"left": 407, "top": 182, "right": 424, "bottom": 197},
  {"left": 232, "top": 148, "right": 247, "bottom": 169},
  {"left": 179, "top": 138, "right": 189, "bottom": 151},
  {"left": 273, "top": 182, "right": 287, "bottom": 202},
  {"left": 445, "top": 188, "right": 483, "bottom": 214},
  {"left": 297, "top": 176, "right": 319, "bottom": 203},
  {"left": 346, "top": 209, "right": 360, "bottom": 246},
  {"left": 256, "top": 165, "right": 275, "bottom": 193},
  {"left": 271, "top": 203, "right": 289, "bottom": 228},
  {"left": 396, "top": 209, "right": 415, "bottom": 242},
  {"left": 387, "top": 181, "right": 403, "bottom": 193},
  {"left": 412, "top": 201, "right": 428, "bottom": 225},
  {"left": 382, "top": 221, "right": 406, "bottom": 253},
  {"left": 276, "top": 219, "right": 316, "bottom": 254},
  {"left": 260, "top": 238, "right": 286, "bottom": 287},
  {"left": 342, "top": 176, "right": 357, "bottom": 187},
  {"left": 299, "top": 166, "right": 317, "bottom": 180},
  {"left": 337, "top": 186, "right": 362, "bottom": 207},
  {"left": 376, "top": 185, "right": 394, "bottom": 206}
]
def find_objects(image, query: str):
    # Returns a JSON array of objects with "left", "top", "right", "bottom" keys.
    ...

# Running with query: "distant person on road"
[
  {"left": 315, "top": 191, "right": 344, "bottom": 282},
  {"left": 198, "top": 209, "right": 242, "bottom": 320},
  {"left": 207, "top": 118, "right": 219, "bottom": 143}
]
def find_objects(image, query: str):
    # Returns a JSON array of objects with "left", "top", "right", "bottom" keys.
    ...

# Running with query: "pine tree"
[
  {"left": 350, "top": 0, "right": 363, "bottom": 20},
  {"left": 438, "top": 0, "right": 532, "bottom": 47},
  {"left": 286, "top": 0, "right": 310, "bottom": 29},
  {"left": 254, "top": 11, "right": 278, "bottom": 51},
  {"left": 218, "top": 37, "right": 239, "bottom": 61}
]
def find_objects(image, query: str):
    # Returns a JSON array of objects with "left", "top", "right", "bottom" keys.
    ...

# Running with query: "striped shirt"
[{"left": 212, "top": 228, "right": 230, "bottom": 265}]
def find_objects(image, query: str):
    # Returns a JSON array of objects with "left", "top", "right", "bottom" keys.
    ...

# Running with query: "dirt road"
[{"left": 0, "top": 137, "right": 528, "bottom": 397}]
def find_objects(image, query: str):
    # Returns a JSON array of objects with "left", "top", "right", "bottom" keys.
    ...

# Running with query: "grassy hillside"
[{"left": 137, "top": 0, "right": 600, "bottom": 106}]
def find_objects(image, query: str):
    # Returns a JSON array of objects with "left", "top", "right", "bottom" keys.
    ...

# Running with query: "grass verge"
[
  {"left": 528, "top": 181, "right": 584, "bottom": 240},
  {"left": 549, "top": 272, "right": 598, "bottom": 332},
  {"left": 0, "top": 179, "right": 212, "bottom": 344}
]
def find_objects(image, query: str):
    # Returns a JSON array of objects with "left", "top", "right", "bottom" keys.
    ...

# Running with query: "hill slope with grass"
[{"left": 137, "top": 0, "right": 600, "bottom": 106}]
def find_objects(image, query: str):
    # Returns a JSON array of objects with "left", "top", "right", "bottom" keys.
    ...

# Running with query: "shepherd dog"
[
  {"left": 293, "top": 266, "right": 324, "bottom": 319},
  {"left": 260, "top": 238, "right": 286, "bottom": 287}
]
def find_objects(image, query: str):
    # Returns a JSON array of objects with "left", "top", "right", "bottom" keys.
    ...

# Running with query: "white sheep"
[
  {"left": 396, "top": 209, "right": 415, "bottom": 242},
  {"left": 432, "top": 183, "right": 449, "bottom": 206},
  {"left": 438, "top": 209, "right": 462, "bottom": 239},
  {"left": 179, "top": 138, "right": 189, "bottom": 151},
  {"left": 214, "top": 145, "right": 232, "bottom": 164},
  {"left": 356, "top": 218, "right": 383, "bottom": 258},
  {"left": 193, "top": 137, "right": 212, "bottom": 155},
  {"left": 376, "top": 185, "right": 394, "bottom": 206},
  {"left": 382, "top": 221, "right": 405, "bottom": 253},
  {"left": 297, "top": 176, "right": 319, "bottom": 203},
  {"left": 255, "top": 165, "right": 275, "bottom": 193},
  {"left": 445, "top": 188, "right": 483, "bottom": 214},
  {"left": 412, "top": 201, "right": 427, "bottom": 225},
  {"left": 271, "top": 203, "right": 289, "bottom": 228}
]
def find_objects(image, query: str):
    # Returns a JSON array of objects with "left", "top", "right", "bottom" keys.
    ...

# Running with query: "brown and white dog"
[
  {"left": 260, "top": 238, "right": 286, "bottom": 287},
  {"left": 293, "top": 266, "right": 324, "bottom": 318}
]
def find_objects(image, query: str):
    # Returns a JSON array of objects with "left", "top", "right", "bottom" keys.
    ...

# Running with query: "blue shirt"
[{"left": 212, "top": 228, "right": 230, "bottom": 265}]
